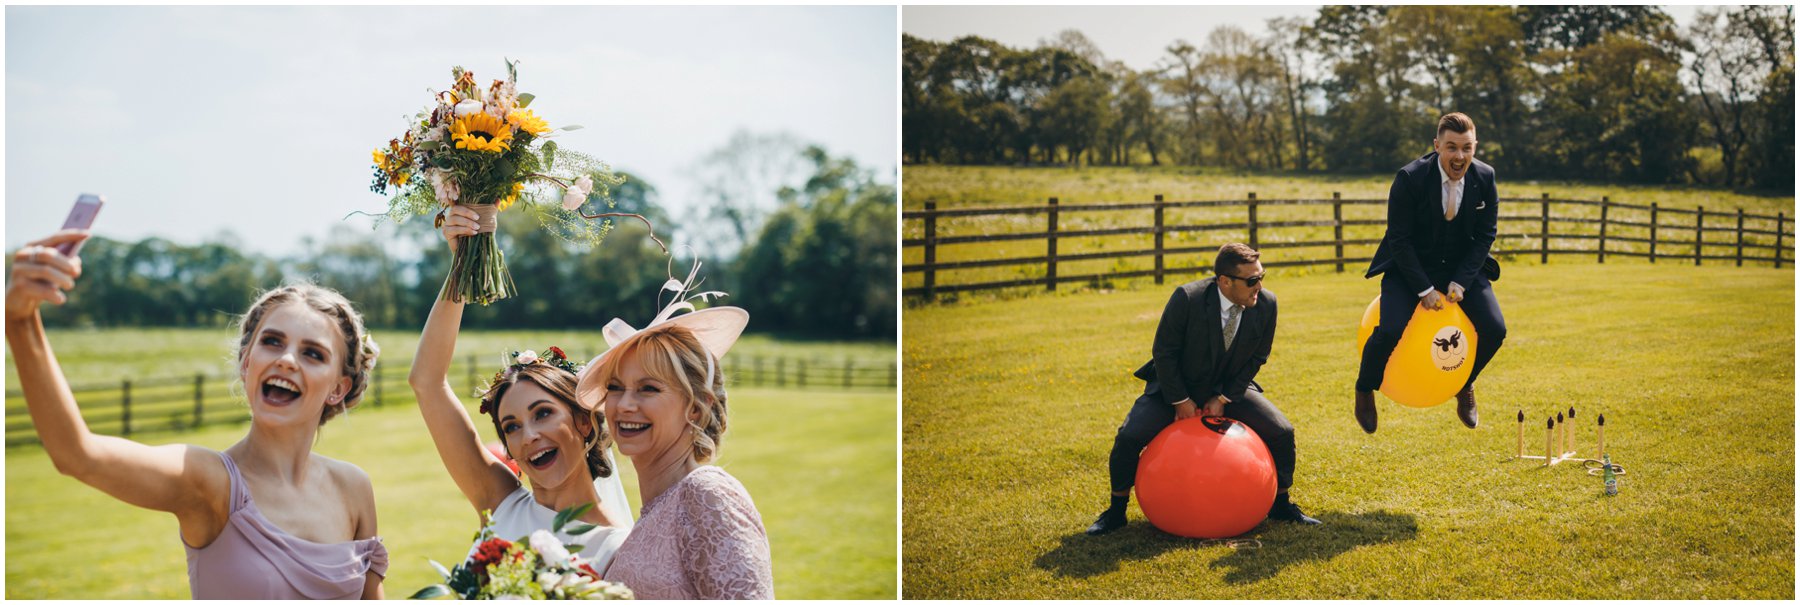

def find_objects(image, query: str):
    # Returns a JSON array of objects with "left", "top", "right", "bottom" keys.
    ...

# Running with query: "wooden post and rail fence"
[
  {"left": 4, "top": 353, "right": 897, "bottom": 447},
  {"left": 903, "top": 193, "right": 1793, "bottom": 298}
]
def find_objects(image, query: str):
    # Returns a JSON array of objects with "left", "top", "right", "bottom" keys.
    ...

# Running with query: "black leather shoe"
[
  {"left": 1086, "top": 508, "right": 1127, "bottom": 535},
  {"left": 1267, "top": 499, "right": 1322, "bottom": 525},
  {"left": 1456, "top": 386, "right": 1479, "bottom": 428},
  {"left": 1354, "top": 390, "right": 1377, "bottom": 434}
]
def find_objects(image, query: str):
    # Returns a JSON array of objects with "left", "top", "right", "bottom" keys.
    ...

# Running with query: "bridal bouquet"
[
  {"left": 410, "top": 504, "right": 633, "bottom": 600},
  {"left": 369, "top": 59, "right": 661, "bottom": 305}
]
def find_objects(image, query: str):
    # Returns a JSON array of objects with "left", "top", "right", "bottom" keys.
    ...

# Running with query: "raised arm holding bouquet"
[{"left": 369, "top": 59, "right": 664, "bottom": 305}]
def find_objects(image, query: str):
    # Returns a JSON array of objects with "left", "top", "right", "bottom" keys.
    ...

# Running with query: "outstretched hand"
[{"left": 7, "top": 230, "right": 88, "bottom": 321}]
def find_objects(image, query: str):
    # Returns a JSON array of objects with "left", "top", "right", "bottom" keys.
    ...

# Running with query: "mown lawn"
[
  {"left": 902, "top": 261, "right": 1793, "bottom": 599},
  {"left": 7, "top": 337, "right": 896, "bottom": 599}
]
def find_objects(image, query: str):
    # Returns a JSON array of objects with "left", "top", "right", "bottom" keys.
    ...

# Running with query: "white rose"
[
  {"left": 573, "top": 175, "right": 594, "bottom": 195},
  {"left": 515, "top": 350, "right": 539, "bottom": 365},
  {"left": 454, "top": 99, "right": 485, "bottom": 118},
  {"left": 558, "top": 574, "right": 595, "bottom": 593},
  {"left": 561, "top": 190, "right": 587, "bottom": 211},
  {"left": 528, "top": 529, "right": 571, "bottom": 566},
  {"left": 537, "top": 571, "right": 563, "bottom": 593}
]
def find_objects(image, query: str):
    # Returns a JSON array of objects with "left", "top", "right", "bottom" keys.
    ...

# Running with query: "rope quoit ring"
[{"left": 1583, "top": 459, "right": 1627, "bottom": 476}]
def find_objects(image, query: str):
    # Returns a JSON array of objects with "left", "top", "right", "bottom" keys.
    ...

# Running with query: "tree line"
[
  {"left": 21, "top": 143, "right": 897, "bottom": 340},
  {"left": 904, "top": 5, "right": 1794, "bottom": 190}
]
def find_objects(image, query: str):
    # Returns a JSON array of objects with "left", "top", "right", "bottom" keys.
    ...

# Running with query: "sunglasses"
[{"left": 1223, "top": 273, "right": 1265, "bottom": 287}]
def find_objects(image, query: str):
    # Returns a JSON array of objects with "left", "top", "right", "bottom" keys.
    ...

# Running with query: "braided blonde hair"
[{"left": 233, "top": 282, "right": 381, "bottom": 426}]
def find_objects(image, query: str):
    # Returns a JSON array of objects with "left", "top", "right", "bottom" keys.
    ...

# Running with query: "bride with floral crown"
[{"left": 408, "top": 205, "right": 634, "bottom": 571}]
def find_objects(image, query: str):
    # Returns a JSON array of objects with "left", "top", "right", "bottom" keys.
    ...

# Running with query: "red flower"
[
  {"left": 548, "top": 346, "right": 566, "bottom": 360},
  {"left": 579, "top": 563, "right": 601, "bottom": 579},
  {"left": 471, "top": 537, "right": 513, "bottom": 572}
]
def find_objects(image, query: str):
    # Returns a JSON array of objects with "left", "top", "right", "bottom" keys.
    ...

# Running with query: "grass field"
[
  {"left": 902, "top": 261, "right": 1793, "bottom": 599},
  {"left": 5, "top": 332, "right": 897, "bottom": 599},
  {"left": 901, "top": 166, "right": 1796, "bottom": 296}
]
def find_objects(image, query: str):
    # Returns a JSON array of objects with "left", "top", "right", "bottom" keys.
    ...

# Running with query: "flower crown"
[{"left": 476, "top": 346, "right": 583, "bottom": 416}]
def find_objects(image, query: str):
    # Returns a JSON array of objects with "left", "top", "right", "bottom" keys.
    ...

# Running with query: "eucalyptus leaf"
[
  {"left": 565, "top": 544, "right": 586, "bottom": 554},
  {"left": 409, "top": 585, "right": 452, "bottom": 600},
  {"left": 559, "top": 124, "right": 584, "bottom": 131},
  {"left": 564, "top": 522, "right": 598, "bottom": 535},
  {"left": 552, "top": 502, "right": 595, "bottom": 532},
  {"left": 516, "top": 93, "right": 535, "bottom": 108},
  {"left": 429, "top": 559, "right": 452, "bottom": 580},
  {"left": 542, "top": 140, "right": 558, "bottom": 171}
]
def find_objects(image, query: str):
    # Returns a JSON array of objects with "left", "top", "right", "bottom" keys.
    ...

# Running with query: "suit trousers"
[
  {"left": 1108, "top": 384, "right": 1296, "bottom": 494},
  {"left": 1356, "top": 273, "right": 1507, "bottom": 393}
]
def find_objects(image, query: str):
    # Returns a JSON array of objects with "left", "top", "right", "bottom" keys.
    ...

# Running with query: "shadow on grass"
[{"left": 1032, "top": 510, "right": 1419, "bottom": 584}]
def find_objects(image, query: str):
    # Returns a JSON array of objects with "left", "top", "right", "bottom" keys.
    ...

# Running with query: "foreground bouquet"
[
  {"left": 411, "top": 504, "right": 633, "bottom": 600},
  {"left": 370, "top": 59, "right": 663, "bottom": 304}
]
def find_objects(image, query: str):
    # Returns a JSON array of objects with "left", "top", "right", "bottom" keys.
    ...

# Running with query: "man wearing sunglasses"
[
  {"left": 1089, "top": 243, "right": 1319, "bottom": 535},
  {"left": 1355, "top": 112, "right": 1507, "bottom": 434}
]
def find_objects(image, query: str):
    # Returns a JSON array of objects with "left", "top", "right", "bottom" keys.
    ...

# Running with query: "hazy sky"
[
  {"left": 903, "top": 5, "right": 1709, "bottom": 72},
  {"left": 6, "top": 5, "right": 897, "bottom": 257}
]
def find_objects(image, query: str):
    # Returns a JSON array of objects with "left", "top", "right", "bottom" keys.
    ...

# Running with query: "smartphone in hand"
[{"left": 54, "top": 194, "right": 104, "bottom": 256}]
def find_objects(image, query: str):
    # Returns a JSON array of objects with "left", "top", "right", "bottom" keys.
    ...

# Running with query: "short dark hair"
[
  {"left": 1437, "top": 112, "right": 1476, "bottom": 137},
  {"left": 1214, "top": 243, "right": 1260, "bottom": 277}
]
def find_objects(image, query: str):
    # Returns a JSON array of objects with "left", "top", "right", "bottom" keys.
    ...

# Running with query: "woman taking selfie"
[{"left": 7, "top": 229, "right": 387, "bottom": 599}]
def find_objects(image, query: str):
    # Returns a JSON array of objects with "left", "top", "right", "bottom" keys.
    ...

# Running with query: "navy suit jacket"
[
  {"left": 1364, "top": 151, "right": 1499, "bottom": 294},
  {"left": 1132, "top": 277, "right": 1275, "bottom": 406}
]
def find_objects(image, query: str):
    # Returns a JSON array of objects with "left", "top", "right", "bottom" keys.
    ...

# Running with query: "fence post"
[
  {"left": 121, "top": 379, "right": 132, "bottom": 438},
  {"left": 1247, "top": 192, "right": 1259, "bottom": 250},
  {"left": 798, "top": 359, "right": 807, "bottom": 388},
  {"left": 1046, "top": 197, "right": 1059, "bottom": 291},
  {"left": 843, "top": 357, "right": 853, "bottom": 389},
  {"left": 1540, "top": 193, "right": 1550, "bottom": 264},
  {"left": 1333, "top": 192, "right": 1345, "bottom": 273},
  {"left": 755, "top": 356, "right": 765, "bottom": 387},
  {"left": 1736, "top": 208, "right": 1745, "bottom": 267},
  {"left": 777, "top": 358, "right": 786, "bottom": 388},
  {"left": 1696, "top": 206, "right": 1704, "bottom": 266},
  {"left": 1153, "top": 194, "right": 1166, "bottom": 285},
  {"left": 194, "top": 374, "right": 205, "bottom": 429},
  {"left": 1777, "top": 213, "right": 1786, "bottom": 269},
  {"left": 1598, "top": 196, "right": 1609, "bottom": 264},
  {"left": 1650, "top": 202, "right": 1659, "bottom": 263},
  {"left": 923, "top": 200, "right": 938, "bottom": 299}
]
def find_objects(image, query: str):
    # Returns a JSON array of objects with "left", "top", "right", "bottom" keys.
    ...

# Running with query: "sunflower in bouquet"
[{"left": 370, "top": 59, "right": 662, "bottom": 304}]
